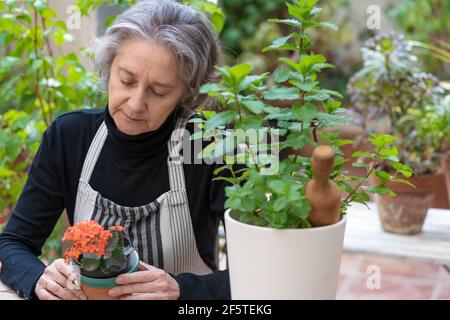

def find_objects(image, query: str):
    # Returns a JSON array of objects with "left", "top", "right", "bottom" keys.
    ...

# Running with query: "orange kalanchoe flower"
[
  {"left": 62, "top": 220, "right": 114, "bottom": 264},
  {"left": 109, "top": 225, "right": 125, "bottom": 232}
]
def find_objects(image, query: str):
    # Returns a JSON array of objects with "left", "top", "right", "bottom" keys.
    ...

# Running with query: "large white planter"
[{"left": 224, "top": 209, "right": 346, "bottom": 300}]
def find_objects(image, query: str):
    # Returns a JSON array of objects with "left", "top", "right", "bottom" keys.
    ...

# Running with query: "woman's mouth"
[{"left": 120, "top": 110, "right": 145, "bottom": 122}]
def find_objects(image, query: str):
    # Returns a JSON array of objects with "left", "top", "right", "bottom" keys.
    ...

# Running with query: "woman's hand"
[
  {"left": 35, "top": 259, "right": 87, "bottom": 300},
  {"left": 108, "top": 262, "right": 180, "bottom": 300}
]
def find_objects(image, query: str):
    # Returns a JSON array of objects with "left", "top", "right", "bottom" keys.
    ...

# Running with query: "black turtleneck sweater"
[{"left": 0, "top": 106, "right": 230, "bottom": 300}]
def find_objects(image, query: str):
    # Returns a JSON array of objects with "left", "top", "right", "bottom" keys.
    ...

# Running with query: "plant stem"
[
  {"left": 384, "top": 53, "right": 391, "bottom": 79},
  {"left": 343, "top": 156, "right": 378, "bottom": 203},
  {"left": 41, "top": 15, "right": 55, "bottom": 123},
  {"left": 312, "top": 125, "right": 319, "bottom": 143},
  {"left": 234, "top": 92, "right": 260, "bottom": 172},
  {"left": 228, "top": 164, "right": 237, "bottom": 180},
  {"left": 41, "top": 16, "right": 54, "bottom": 59},
  {"left": 234, "top": 92, "right": 243, "bottom": 126},
  {"left": 34, "top": 9, "right": 50, "bottom": 127},
  {"left": 298, "top": 26, "right": 304, "bottom": 62},
  {"left": 292, "top": 92, "right": 306, "bottom": 164}
]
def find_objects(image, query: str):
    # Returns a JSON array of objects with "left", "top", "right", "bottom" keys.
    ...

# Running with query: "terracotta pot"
[
  {"left": 411, "top": 152, "right": 450, "bottom": 209},
  {"left": 0, "top": 206, "right": 12, "bottom": 226},
  {"left": 80, "top": 285, "right": 116, "bottom": 300},
  {"left": 71, "top": 250, "right": 139, "bottom": 300},
  {"left": 441, "top": 151, "right": 450, "bottom": 209},
  {"left": 379, "top": 152, "right": 450, "bottom": 209},
  {"left": 428, "top": 171, "right": 450, "bottom": 208},
  {"left": 370, "top": 174, "right": 439, "bottom": 235}
]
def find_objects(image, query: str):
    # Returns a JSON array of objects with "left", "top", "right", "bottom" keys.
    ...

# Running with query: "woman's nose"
[{"left": 127, "top": 87, "right": 147, "bottom": 112}]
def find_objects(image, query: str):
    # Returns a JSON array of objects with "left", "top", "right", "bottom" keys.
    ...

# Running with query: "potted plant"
[
  {"left": 62, "top": 220, "right": 139, "bottom": 300},
  {"left": 196, "top": 0, "right": 412, "bottom": 299},
  {"left": 347, "top": 32, "right": 450, "bottom": 234}
]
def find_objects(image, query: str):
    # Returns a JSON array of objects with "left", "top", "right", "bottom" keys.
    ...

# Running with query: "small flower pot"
[
  {"left": 370, "top": 175, "right": 437, "bottom": 235},
  {"left": 71, "top": 249, "right": 139, "bottom": 300}
]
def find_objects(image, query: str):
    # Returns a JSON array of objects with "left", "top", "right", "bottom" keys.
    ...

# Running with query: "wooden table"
[
  {"left": 344, "top": 202, "right": 450, "bottom": 265},
  {"left": 0, "top": 280, "right": 24, "bottom": 300}
]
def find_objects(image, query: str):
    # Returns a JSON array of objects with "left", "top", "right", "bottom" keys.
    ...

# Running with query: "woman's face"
[{"left": 108, "top": 39, "right": 185, "bottom": 135}]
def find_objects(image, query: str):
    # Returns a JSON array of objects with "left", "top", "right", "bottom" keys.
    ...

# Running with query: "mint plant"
[{"left": 197, "top": 0, "right": 413, "bottom": 229}]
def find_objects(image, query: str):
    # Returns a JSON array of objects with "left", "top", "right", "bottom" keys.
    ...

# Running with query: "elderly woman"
[{"left": 0, "top": 0, "right": 230, "bottom": 300}]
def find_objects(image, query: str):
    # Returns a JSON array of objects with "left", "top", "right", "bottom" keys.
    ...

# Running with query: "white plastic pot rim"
[{"left": 224, "top": 208, "right": 347, "bottom": 233}]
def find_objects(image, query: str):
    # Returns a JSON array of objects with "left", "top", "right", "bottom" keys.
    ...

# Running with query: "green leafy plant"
[
  {"left": 0, "top": 110, "right": 44, "bottom": 214},
  {"left": 0, "top": 0, "right": 105, "bottom": 123},
  {"left": 39, "top": 215, "right": 65, "bottom": 265},
  {"left": 220, "top": 0, "right": 286, "bottom": 56},
  {"left": 387, "top": 0, "right": 450, "bottom": 78},
  {"left": 197, "top": 0, "right": 412, "bottom": 229},
  {"left": 183, "top": 0, "right": 224, "bottom": 34},
  {"left": 347, "top": 32, "right": 449, "bottom": 176}
]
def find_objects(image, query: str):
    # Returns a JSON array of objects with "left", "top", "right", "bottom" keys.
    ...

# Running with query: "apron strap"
[
  {"left": 163, "top": 113, "right": 212, "bottom": 275},
  {"left": 167, "top": 115, "right": 191, "bottom": 191},
  {"left": 79, "top": 122, "right": 108, "bottom": 184}
]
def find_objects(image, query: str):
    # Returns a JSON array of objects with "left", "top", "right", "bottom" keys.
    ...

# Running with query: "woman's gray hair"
[{"left": 94, "top": 0, "right": 220, "bottom": 114}]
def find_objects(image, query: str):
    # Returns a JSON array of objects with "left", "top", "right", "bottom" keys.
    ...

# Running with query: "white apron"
[{"left": 73, "top": 115, "right": 212, "bottom": 276}]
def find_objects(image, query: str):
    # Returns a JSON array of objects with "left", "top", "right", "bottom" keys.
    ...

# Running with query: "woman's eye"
[
  {"left": 152, "top": 90, "right": 167, "bottom": 97},
  {"left": 120, "top": 80, "right": 134, "bottom": 86}
]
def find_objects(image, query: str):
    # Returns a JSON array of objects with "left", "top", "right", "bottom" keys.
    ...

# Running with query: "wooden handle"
[{"left": 312, "top": 145, "right": 335, "bottom": 172}]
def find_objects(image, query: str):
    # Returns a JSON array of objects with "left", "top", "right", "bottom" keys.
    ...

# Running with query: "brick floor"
[
  {"left": 219, "top": 251, "right": 450, "bottom": 299},
  {"left": 337, "top": 252, "right": 450, "bottom": 300},
  {"left": 437, "top": 284, "right": 450, "bottom": 299}
]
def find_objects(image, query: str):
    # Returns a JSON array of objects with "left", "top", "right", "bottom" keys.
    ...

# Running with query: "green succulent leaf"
[{"left": 81, "top": 254, "right": 101, "bottom": 272}]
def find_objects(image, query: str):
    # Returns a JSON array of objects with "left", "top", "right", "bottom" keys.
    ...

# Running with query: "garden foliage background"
[{"left": 0, "top": 0, "right": 448, "bottom": 263}]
